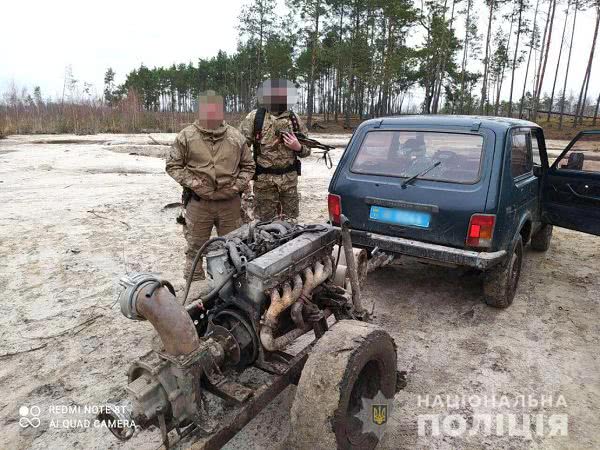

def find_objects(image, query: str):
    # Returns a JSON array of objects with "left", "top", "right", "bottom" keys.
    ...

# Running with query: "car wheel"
[
  {"left": 288, "top": 321, "right": 397, "bottom": 450},
  {"left": 530, "top": 224, "right": 553, "bottom": 252},
  {"left": 483, "top": 236, "right": 523, "bottom": 308}
]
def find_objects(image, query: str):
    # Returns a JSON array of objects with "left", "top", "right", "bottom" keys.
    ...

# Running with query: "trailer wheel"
[
  {"left": 288, "top": 320, "right": 397, "bottom": 450},
  {"left": 530, "top": 224, "right": 553, "bottom": 251}
]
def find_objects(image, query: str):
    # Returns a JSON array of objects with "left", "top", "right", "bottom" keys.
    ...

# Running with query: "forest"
[{"left": 1, "top": 0, "right": 600, "bottom": 135}]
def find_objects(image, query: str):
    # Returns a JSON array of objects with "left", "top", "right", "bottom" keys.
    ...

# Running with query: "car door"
[
  {"left": 542, "top": 130, "right": 600, "bottom": 235},
  {"left": 504, "top": 128, "right": 538, "bottom": 240},
  {"left": 530, "top": 127, "right": 549, "bottom": 222}
]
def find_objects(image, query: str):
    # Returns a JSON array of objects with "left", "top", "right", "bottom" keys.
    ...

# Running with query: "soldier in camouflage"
[
  {"left": 166, "top": 91, "right": 255, "bottom": 285},
  {"left": 239, "top": 79, "right": 311, "bottom": 221}
]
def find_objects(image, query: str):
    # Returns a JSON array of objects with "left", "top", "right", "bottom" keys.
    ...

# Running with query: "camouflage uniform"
[
  {"left": 166, "top": 121, "right": 255, "bottom": 280},
  {"left": 239, "top": 110, "right": 311, "bottom": 221}
]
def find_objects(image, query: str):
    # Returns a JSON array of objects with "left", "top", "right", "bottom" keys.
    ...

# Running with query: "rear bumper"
[{"left": 348, "top": 229, "right": 506, "bottom": 270}]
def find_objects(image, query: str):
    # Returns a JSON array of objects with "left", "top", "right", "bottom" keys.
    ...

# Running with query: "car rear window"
[{"left": 351, "top": 130, "right": 485, "bottom": 183}]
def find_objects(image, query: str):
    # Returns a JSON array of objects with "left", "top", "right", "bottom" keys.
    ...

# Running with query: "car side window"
[
  {"left": 511, "top": 130, "right": 532, "bottom": 178},
  {"left": 555, "top": 133, "right": 600, "bottom": 173},
  {"left": 530, "top": 129, "right": 542, "bottom": 166}
]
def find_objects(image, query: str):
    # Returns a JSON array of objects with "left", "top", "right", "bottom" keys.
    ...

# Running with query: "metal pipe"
[
  {"left": 313, "top": 257, "right": 333, "bottom": 286},
  {"left": 260, "top": 258, "right": 334, "bottom": 352},
  {"left": 300, "top": 266, "right": 314, "bottom": 299},
  {"left": 290, "top": 300, "right": 305, "bottom": 329},
  {"left": 260, "top": 310, "right": 332, "bottom": 352},
  {"left": 340, "top": 214, "right": 367, "bottom": 318},
  {"left": 226, "top": 241, "right": 244, "bottom": 272},
  {"left": 185, "top": 270, "right": 236, "bottom": 313},
  {"left": 332, "top": 247, "right": 368, "bottom": 288},
  {"left": 290, "top": 258, "right": 332, "bottom": 329},
  {"left": 258, "top": 223, "right": 288, "bottom": 235},
  {"left": 135, "top": 284, "right": 201, "bottom": 356},
  {"left": 263, "top": 275, "right": 303, "bottom": 327},
  {"left": 272, "top": 220, "right": 293, "bottom": 230}
]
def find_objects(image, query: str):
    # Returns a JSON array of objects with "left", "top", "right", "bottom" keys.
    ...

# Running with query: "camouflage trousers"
[
  {"left": 183, "top": 195, "right": 241, "bottom": 281},
  {"left": 253, "top": 172, "right": 300, "bottom": 221},
  {"left": 240, "top": 185, "right": 255, "bottom": 224}
]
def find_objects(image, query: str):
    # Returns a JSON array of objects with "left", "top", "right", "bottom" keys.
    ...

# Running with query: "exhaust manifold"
[{"left": 260, "top": 257, "right": 333, "bottom": 352}]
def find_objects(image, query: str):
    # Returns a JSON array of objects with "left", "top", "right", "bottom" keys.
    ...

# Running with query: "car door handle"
[{"left": 566, "top": 183, "right": 600, "bottom": 202}]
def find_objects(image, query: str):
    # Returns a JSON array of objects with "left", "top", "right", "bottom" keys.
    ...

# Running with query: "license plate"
[{"left": 369, "top": 206, "right": 431, "bottom": 228}]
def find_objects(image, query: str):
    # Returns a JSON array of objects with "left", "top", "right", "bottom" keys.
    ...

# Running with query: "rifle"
[{"left": 276, "top": 130, "right": 335, "bottom": 169}]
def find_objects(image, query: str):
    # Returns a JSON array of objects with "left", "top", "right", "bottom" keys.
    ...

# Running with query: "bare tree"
[
  {"left": 574, "top": 4, "right": 600, "bottom": 126},
  {"left": 306, "top": 0, "right": 323, "bottom": 127},
  {"left": 480, "top": 0, "right": 497, "bottom": 114},
  {"left": 594, "top": 91, "right": 600, "bottom": 125},
  {"left": 547, "top": 0, "right": 571, "bottom": 121},
  {"left": 459, "top": 0, "right": 474, "bottom": 113},
  {"left": 507, "top": 0, "right": 527, "bottom": 117},
  {"left": 494, "top": 3, "right": 517, "bottom": 116},
  {"left": 519, "top": 0, "right": 541, "bottom": 118},
  {"left": 531, "top": 0, "right": 550, "bottom": 111},
  {"left": 532, "top": 0, "right": 557, "bottom": 121},
  {"left": 558, "top": 0, "right": 579, "bottom": 128}
]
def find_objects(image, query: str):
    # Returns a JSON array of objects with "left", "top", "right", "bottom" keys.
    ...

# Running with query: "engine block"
[{"left": 100, "top": 221, "right": 360, "bottom": 447}]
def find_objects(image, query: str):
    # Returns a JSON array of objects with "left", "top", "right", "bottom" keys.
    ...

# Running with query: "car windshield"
[{"left": 351, "top": 130, "right": 485, "bottom": 183}]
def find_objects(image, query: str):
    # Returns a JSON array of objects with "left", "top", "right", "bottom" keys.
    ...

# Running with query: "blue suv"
[{"left": 328, "top": 116, "right": 600, "bottom": 308}]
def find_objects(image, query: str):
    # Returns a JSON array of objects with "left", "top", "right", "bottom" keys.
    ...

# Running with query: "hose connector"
[{"left": 117, "top": 273, "right": 162, "bottom": 321}]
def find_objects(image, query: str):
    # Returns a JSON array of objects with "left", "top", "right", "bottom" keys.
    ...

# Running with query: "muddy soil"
[{"left": 0, "top": 134, "right": 598, "bottom": 450}]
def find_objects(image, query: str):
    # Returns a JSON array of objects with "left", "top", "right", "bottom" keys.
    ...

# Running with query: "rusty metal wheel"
[{"left": 288, "top": 320, "right": 397, "bottom": 449}]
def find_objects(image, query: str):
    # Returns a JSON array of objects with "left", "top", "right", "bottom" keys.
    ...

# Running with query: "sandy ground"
[{"left": 0, "top": 133, "right": 599, "bottom": 450}]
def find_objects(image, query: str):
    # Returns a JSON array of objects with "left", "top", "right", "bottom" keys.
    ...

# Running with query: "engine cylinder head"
[{"left": 206, "top": 248, "right": 235, "bottom": 298}]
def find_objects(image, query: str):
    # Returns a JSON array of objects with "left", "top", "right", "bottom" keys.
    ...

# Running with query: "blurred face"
[
  {"left": 258, "top": 79, "right": 298, "bottom": 114},
  {"left": 198, "top": 95, "right": 224, "bottom": 129},
  {"left": 269, "top": 87, "right": 288, "bottom": 112}
]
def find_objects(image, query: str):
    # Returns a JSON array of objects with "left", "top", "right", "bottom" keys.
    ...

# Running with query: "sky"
[
  {"left": 0, "top": 0, "right": 241, "bottom": 99},
  {"left": 1, "top": 0, "right": 598, "bottom": 106}
]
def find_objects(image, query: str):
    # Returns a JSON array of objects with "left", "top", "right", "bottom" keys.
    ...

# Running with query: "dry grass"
[
  {"left": 0, "top": 103, "right": 355, "bottom": 136},
  {"left": 535, "top": 116, "right": 600, "bottom": 140},
  {"left": 1, "top": 100, "right": 596, "bottom": 139},
  {"left": 0, "top": 103, "right": 200, "bottom": 135}
]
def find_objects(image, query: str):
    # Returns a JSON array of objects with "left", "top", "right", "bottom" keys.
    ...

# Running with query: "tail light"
[
  {"left": 328, "top": 193, "right": 342, "bottom": 225},
  {"left": 466, "top": 214, "right": 496, "bottom": 248}
]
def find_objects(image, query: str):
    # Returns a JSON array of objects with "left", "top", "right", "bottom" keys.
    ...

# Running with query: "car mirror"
[
  {"left": 565, "top": 152, "right": 585, "bottom": 170},
  {"left": 533, "top": 165, "right": 543, "bottom": 177}
]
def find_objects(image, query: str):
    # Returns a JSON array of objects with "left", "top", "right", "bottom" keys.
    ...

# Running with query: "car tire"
[
  {"left": 483, "top": 236, "right": 523, "bottom": 308},
  {"left": 530, "top": 224, "right": 553, "bottom": 252},
  {"left": 288, "top": 321, "right": 397, "bottom": 450}
]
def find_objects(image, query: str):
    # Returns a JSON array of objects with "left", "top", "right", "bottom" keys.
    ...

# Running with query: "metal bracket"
[
  {"left": 158, "top": 410, "right": 170, "bottom": 449},
  {"left": 203, "top": 369, "right": 253, "bottom": 404}
]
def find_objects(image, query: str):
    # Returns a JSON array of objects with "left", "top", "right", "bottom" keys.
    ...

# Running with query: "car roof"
[{"left": 361, "top": 115, "right": 539, "bottom": 132}]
